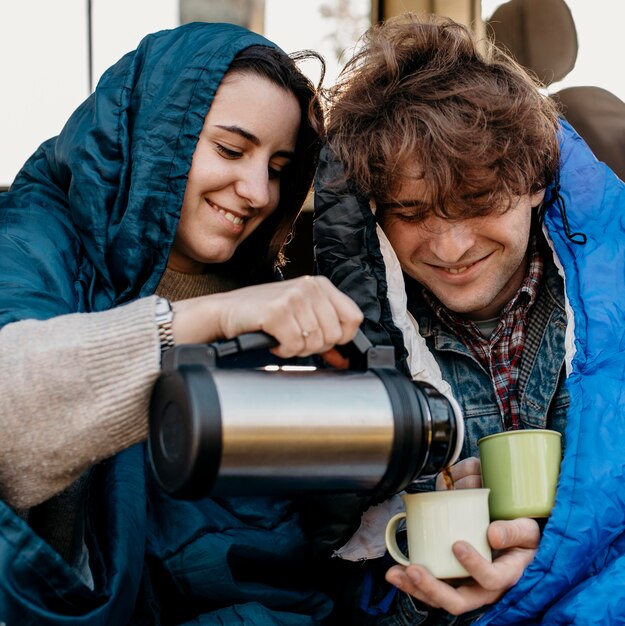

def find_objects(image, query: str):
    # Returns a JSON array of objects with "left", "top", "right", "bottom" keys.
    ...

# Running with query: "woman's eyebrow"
[
  {"left": 216, "top": 124, "right": 260, "bottom": 145},
  {"left": 214, "top": 124, "right": 295, "bottom": 159}
]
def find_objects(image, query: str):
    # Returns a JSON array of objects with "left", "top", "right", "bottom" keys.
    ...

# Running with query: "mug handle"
[{"left": 385, "top": 512, "right": 410, "bottom": 566}]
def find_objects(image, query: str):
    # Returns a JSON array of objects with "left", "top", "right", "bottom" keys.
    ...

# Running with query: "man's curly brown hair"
[{"left": 323, "top": 13, "right": 561, "bottom": 218}]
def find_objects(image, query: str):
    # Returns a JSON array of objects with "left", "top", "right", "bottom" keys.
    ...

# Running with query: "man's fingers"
[
  {"left": 386, "top": 566, "right": 443, "bottom": 610},
  {"left": 387, "top": 564, "right": 491, "bottom": 616},
  {"left": 458, "top": 456, "right": 481, "bottom": 476},
  {"left": 488, "top": 518, "right": 541, "bottom": 551},
  {"left": 454, "top": 475, "right": 483, "bottom": 490},
  {"left": 451, "top": 541, "right": 508, "bottom": 591},
  {"left": 452, "top": 526, "right": 539, "bottom": 591}
]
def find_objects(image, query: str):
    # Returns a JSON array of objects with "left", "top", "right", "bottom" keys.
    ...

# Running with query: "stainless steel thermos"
[{"left": 148, "top": 331, "right": 463, "bottom": 499}]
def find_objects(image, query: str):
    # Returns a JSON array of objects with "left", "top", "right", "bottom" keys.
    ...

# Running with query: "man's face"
[{"left": 379, "top": 180, "right": 545, "bottom": 320}]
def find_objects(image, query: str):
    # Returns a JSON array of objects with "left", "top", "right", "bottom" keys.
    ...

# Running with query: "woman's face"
[{"left": 168, "top": 71, "right": 301, "bottom": 273}]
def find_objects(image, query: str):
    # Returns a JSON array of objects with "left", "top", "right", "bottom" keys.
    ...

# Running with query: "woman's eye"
[
  {"left": 215, "top": 143, "right": 242, "bottom": 159},
  {"left": 268, "top": 166, "right": 282, "bottom": 180},
  {"left": 268, "top": 161, "right": 290, "bottom": 180}
]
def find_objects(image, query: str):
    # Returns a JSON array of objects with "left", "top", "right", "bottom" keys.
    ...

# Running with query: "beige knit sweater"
[{"left": 0, "top": 268, "right": 239, "bottom": 509}]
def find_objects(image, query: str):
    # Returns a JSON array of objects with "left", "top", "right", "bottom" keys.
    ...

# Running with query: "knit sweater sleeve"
[{"left": 0, "top": 296, "right": 161, "bottom": 508}]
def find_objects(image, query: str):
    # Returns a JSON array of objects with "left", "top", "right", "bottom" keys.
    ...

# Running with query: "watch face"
[{"left": 156, "top": 297, "right": 173, "bottom": 317}]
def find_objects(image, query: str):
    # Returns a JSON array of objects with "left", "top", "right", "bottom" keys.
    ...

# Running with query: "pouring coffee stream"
[{"left": 441, "top": 466, "right": 455, "bottom": 491}]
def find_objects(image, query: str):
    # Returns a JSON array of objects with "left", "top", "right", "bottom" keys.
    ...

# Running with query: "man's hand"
[{"left": 385, "top": 517, "right": 540, "bottom": 615}]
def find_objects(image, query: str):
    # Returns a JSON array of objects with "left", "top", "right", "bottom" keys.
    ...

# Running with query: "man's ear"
[{"left": 530, "top": 188, "right": 546, "bottom": 207}]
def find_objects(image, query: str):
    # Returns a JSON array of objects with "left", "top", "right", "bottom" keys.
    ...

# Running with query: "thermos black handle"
[
  {"left": 214, "top": 328, "right": 372, "bottom": 357},
  {"left": 213, "top": 331, "right": 278, "bottom": 357},
  {"left": 161, "top": 328, "right": 389, "bottom": 371}
]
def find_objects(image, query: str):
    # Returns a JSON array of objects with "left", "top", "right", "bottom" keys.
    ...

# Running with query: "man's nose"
[{"left": 429, "top": 220, "right": 476, "bottom": 263}]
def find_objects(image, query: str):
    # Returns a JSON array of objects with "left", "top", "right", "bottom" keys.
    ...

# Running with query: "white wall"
[
  {"left": 0, "top": 0, "right": 371, "bottom": 188},
  {"left": 264, "top": 0, "right": 370, "bottom": 88},
  {"left": 0, "top": 0, "right": 88, "bottom": 187},
  {"left": 0, "top": 0, "right": 177, "bottom": 188},
  {"left": 91, "top": 0, "right": 178, "bottom": 87}
]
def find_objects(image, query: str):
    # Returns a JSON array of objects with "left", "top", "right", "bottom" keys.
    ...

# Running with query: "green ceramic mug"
[{"left": 478, "top": 429, "right": 562, "bottom": 520}]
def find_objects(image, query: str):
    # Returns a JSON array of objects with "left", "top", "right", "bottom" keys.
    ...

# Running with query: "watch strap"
[{"left": 155, "top": 297, "right": 175, "bottom": 356}]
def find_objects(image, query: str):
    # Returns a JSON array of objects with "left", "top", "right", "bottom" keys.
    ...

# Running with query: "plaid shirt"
[{"left": 423, "top": 238, "right": 544, "bottom": 430}]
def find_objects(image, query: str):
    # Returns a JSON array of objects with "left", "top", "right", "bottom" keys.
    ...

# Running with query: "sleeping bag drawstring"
[{"left": 539, "top": 171, "right": 587, "bottom": 245}]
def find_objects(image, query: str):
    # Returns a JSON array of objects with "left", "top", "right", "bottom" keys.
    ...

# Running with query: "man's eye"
[
  {"left": 393, "top": 211, "right": 427, "bottom": 224},
  {"left": 215, "top": 144, "right": 242, "bottom": 159}
]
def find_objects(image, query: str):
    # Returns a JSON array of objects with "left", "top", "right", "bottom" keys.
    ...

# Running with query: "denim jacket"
[
  {"left": 378, "top": 255, "right": 569, "bottom": 626},
  {"left": 411, "top": 254, "right": 569, "bottom": 461}
]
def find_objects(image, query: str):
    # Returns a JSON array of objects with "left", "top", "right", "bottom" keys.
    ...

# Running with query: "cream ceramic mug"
[{"left": 385, "top": 489, "right": 492, "bottom": 579}]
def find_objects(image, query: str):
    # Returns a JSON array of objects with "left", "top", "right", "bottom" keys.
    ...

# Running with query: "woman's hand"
[
  {"left": 171, "top": 275, "right": 363, "bottom": 358},
  {"left": 435, "top": 457, "right": 482, "bottom": 490},
  {"left": 385, "top": 517, "right": 540, "bottom": 616}
]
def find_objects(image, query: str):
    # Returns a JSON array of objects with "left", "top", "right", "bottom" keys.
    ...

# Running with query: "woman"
[{"left": 0, "top": 22, "right": 362, "bottom": 625}]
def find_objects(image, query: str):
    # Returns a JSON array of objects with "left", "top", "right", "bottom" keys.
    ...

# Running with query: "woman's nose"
[{"left": 234, "top": 163, "right": 271, "bottom": 209}]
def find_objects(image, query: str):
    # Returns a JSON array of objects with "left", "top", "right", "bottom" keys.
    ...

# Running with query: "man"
[{"left": 312, "top": 13, "right": 625, "bottom": 625}]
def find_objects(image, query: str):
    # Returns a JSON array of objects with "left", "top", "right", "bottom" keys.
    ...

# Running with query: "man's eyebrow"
[
  {"left": 380, "top": 199, "right": 430, "bottom": 210},
  {"left": 214, "top": 124, "right": 294, "bottom": 159}
]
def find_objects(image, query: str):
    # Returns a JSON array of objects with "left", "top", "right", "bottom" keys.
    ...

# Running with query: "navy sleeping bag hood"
[{"left": 0, "top": 21, "right": 276, "bottom": 325}]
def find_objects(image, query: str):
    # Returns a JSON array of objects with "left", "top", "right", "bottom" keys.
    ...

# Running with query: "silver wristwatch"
[{"left": 155, "top": 296, "right": 175, "bottom": 356}]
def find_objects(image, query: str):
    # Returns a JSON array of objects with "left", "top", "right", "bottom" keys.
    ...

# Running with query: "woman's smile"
[{"left": 205, "top": 198, "right": 248, "bottom": 231}]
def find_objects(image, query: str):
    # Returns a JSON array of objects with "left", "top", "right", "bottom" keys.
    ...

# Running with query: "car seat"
[{"left": 487, "top": 0, "right": 625, "bottom": 180}]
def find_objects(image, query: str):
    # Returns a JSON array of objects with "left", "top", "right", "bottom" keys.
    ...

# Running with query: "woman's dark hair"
[
  {"left": 223, "top": 45, "right": 325, "bottom": 282},
  {"left": 324, "top": 13, "right": 561, "bottom": 219}
]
